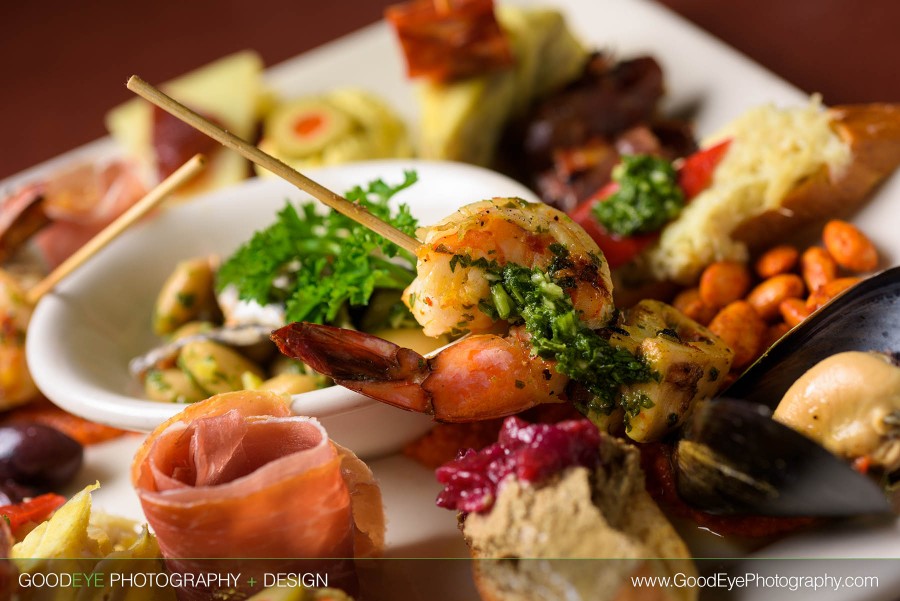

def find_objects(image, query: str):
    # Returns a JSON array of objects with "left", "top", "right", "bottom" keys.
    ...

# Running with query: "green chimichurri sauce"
[
  {"left": 592, "top": 154, "right": 685, "bottom": 236},
  {"left": 472, "top": 245, "right": 656, "bottom": 416}
]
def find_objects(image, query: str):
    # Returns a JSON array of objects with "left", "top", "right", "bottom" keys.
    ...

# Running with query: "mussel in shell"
[
  {"left": 676, "top": 400, "right": 890, "bottom": 516},
  {"left": 675, "top": 266, "right": 900, "bottom": 516}
]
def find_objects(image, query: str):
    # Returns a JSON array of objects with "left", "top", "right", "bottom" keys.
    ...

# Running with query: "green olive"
[
  {"left": 266, "top": 98, "right": 353, "bottom": 157},
  {"left": 144, "top": 368, "right": 207, "bottom": 404},
  {"left": 153, "top": 257, "right": 217, "bottom": 335},
  {"left": 258, "top": 373, "right": 323, "bottom": 396},
  {"left": 178, "top": 341, "right": 265, "bottom": 395}
]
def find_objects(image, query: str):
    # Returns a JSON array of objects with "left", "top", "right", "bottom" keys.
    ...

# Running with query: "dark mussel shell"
[
  {"left": 675, "top": 266, "right": 900, "bottom": 516},
  {"left": 676, "top": 400, "right": 890, "bottom": 516},
  {"left": 725, "top": 265, "right": 900, "bottom": 408}
]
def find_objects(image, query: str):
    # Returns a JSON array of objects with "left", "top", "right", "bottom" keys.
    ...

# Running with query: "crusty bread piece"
[
  {"left": 621, "top": 101, "right": 900, "bottom": 287},
  {"left": 462, "top": 435, "right": 696, "bottom": 601},
  {"left": 732, "top": 103, "right": 900, "bottom": 250}
]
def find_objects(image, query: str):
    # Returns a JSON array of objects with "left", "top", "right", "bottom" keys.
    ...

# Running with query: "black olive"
[
  {"left": 0, "top": 424, "right": 83, "bottom": 491},
  {"left": 0, "top": 480, "right": 36, "bottom": 505}
]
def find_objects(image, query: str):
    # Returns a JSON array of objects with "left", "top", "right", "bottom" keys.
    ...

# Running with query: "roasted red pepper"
[
  {"left": 677, "top": 138, "right": 732, "bottom": 200},
  {"left": 0, "top": 493, "right": 66, "bottom": 536},
  {"left": 385, "top": 0, "right": 513, "bottom": 82},
  {"left": 570, "top": 182, "right": 658, "bottom": 270},
  {"left": 570, "top": 139, "right": 733, "bottom": 269}
]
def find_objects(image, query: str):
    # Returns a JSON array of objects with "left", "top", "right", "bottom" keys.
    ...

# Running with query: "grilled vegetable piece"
[{"left": 600, "top": 300, "right": 733, "bottom": 441}]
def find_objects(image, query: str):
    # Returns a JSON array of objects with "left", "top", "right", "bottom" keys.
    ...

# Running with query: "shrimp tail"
[{"left": 271, "top": 323, "right": 433, "bottom": 414}]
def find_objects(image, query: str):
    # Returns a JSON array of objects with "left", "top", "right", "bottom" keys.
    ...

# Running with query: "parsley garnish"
[
  {"left": 216, "top": 171, "right": 419, "bottom": 324},
  {"left": 593, "top": 154, "right": 684, "bottom": 236}
]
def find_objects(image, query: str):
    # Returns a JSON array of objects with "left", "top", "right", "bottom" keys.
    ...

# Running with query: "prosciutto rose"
[{"left": 131, "top": 390, "right": 384, "bottom": 600}]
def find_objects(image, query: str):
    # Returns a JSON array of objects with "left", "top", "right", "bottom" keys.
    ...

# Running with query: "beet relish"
[{"left": 435, "top": 417, "right": 601, "bottom": 513}]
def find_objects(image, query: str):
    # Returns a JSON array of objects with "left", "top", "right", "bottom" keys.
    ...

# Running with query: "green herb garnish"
[
  {"left": 621, "top": 391, "right": 655, "bottom": 432},
  {"left": 592, "top": 155, "right": 684, "bottom": 236},
  {"left": 216, "top": 172, "right": 419, "bottom": 324},
  {"left": 472, "top": 246, "right": 655, "bottom": 416}
]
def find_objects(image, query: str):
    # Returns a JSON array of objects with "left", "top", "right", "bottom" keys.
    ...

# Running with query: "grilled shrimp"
[
  {"left": 0, "top": 270, "right": 38, "bottom": 409},
  {"left": 272, "top": 300, "right": 732, "bottom": 440},
  {"left": 272, "top": 323, "right": 567, "bottom": 422},
  {"left": 272, "top": 200, "right": 731, "bottom": 440},
  {"left": 403, "top": 198, "right": 614, "bottom": 337}
]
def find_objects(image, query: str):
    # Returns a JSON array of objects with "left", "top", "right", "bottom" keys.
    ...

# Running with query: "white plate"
[
  {"left": 26, "top": 159, "right": 539, "bottom": 458},
  {"left": 14, "top": 0, "right": 900, "bottom": 599}
]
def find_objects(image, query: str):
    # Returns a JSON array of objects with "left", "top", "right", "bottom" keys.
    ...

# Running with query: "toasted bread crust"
[{"left": 731, "top": 104, "right": 900, "bottom": 252}]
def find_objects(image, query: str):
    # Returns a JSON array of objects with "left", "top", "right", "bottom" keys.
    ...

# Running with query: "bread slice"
[
  {"left": 461, "top": 435, "right": 696, "bottom": 601},
  {"left": 623, "top": 100, "right": 900, "bottom": 286}
]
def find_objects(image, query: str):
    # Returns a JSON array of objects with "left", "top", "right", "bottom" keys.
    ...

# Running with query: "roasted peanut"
[
  {"left": 671, "top": 288, "right": 717, "bottom": 326},
  {"left": 754, "top": 245, "right": 799, "bottom": 279},
  {"left": 800, "top": 247, "right": 837, "bottom": 292},
  {"left": 746, "top": 274, "right": 805, "bottom": 321},
  {"left": 823, "top": 219, "right": 879, "bottom": 272},
  {"left": 699, "top": 261, "right": 752, "bottom": 309},
  {"left": 806, "top": 277, "right": 862, "bottom": 311},
  {"left": 708, "top": 301, "right": 766, "bottom": 370},
  {"left": 779, "top": 298, "right": 812, "bottom": 328}
]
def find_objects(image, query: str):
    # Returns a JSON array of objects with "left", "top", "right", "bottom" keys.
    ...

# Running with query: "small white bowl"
[{"left": 26, "top": 159, "right": 539, "bottom": 458}]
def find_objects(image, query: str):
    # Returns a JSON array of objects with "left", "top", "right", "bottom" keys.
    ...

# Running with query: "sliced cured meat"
[
  {"left": 35, "top": 160, "right": 147, "bottom": 268},
  {"left": 152, "top": 106, "right": 222, "bottom": 180},
  {"left": 132, "top": 391, "right": 384, "bottom": 600}
]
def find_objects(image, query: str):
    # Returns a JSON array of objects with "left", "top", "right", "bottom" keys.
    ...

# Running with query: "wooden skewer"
[
  {"left": 26, "top": 153, "right": 206, "bottom": 305},
  {"left": 126, "top": 75, "right": 421, "bottom": 255}
]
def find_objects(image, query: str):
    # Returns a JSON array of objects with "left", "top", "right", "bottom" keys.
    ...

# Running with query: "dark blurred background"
[{"left": 2, "top": 0, "right": 898, "bottom": 180}]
